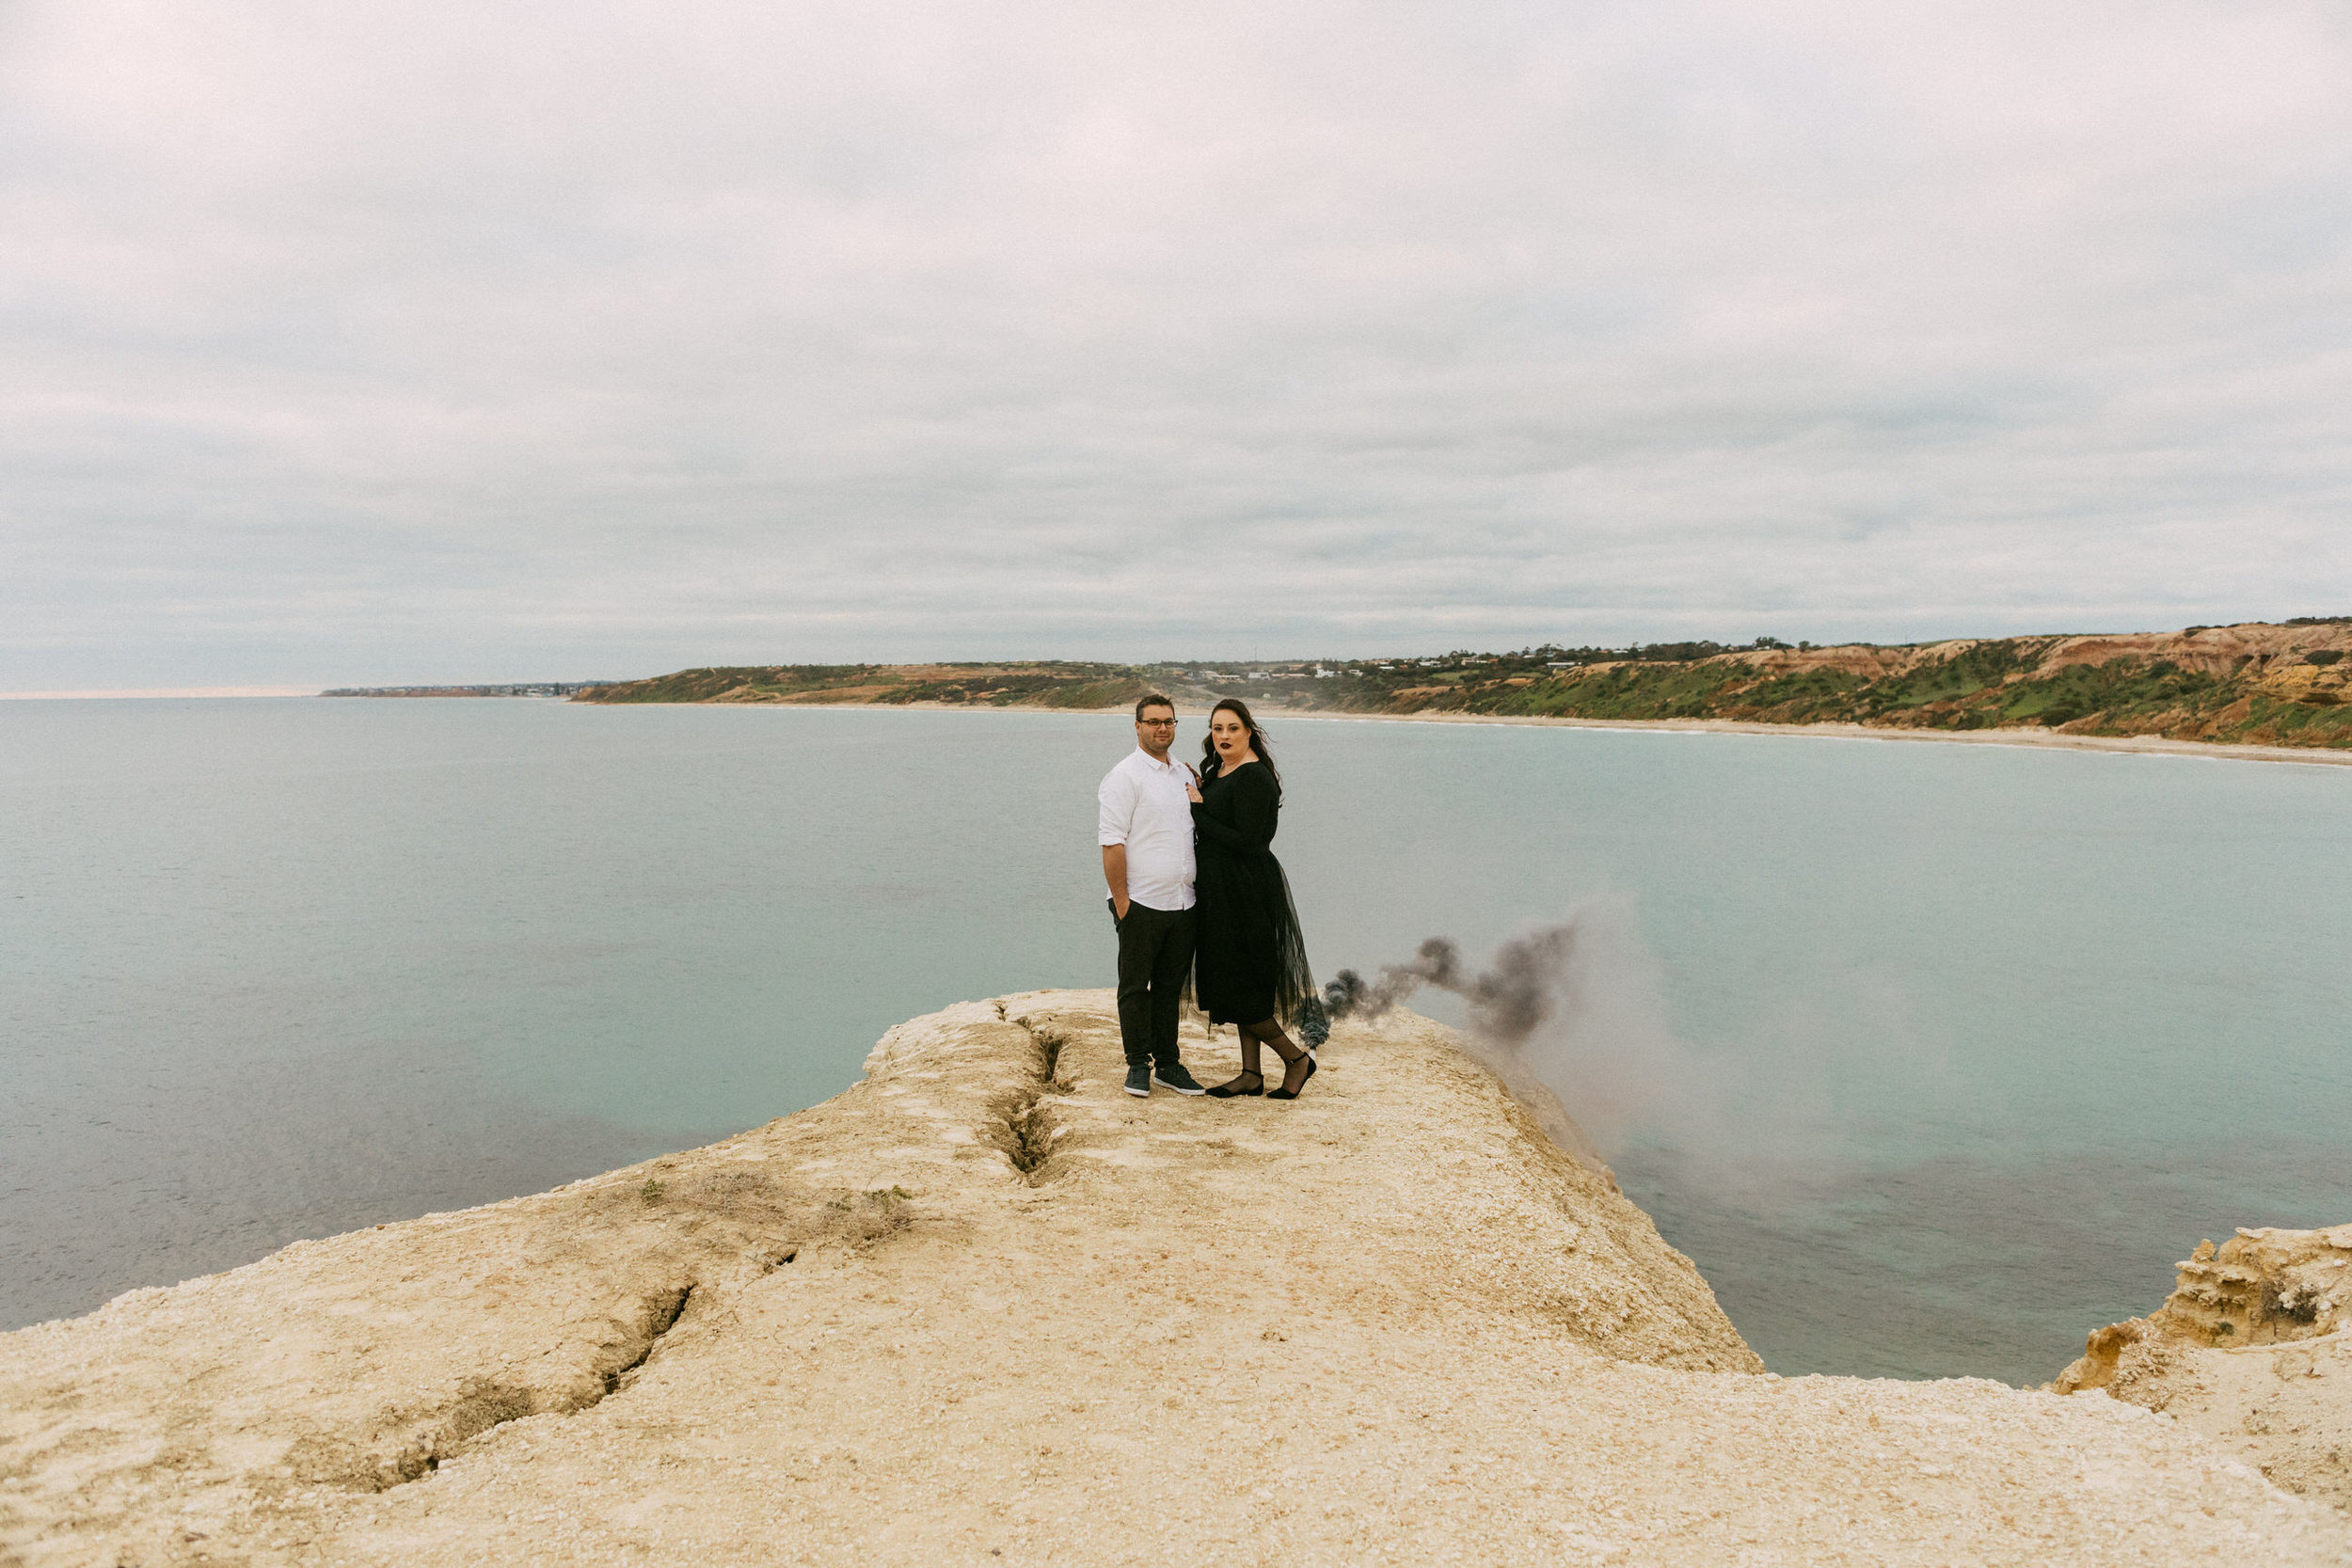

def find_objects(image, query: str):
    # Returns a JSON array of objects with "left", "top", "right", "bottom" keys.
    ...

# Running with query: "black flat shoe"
[
  {"left": 1267, "top": 1052, "right": 1317, "bottom": 1101},
  {"left": 1206, "top": 1070, "right": 1264, "bottom": 1099}
]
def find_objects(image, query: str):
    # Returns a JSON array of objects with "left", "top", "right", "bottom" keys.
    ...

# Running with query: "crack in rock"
[
  {"left": 602, "top": 1285, "right": 693, "bottom": 1394},
  {"left": 990, "top": 1021, "right": 1073, "bottom": 1182},
  {"left": 369, "top": 1284, "right": 697, "bottom": 1491}
]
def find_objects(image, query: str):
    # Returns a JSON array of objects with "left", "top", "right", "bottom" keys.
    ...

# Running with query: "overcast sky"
[{"left": 5, "top": 0, "right": 2350, "bottom": 689}]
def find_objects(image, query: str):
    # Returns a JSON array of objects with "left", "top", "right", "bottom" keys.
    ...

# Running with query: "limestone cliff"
[
  {"left": 2057, "top": 1225, "right": 2352, "bottom": 1510},
  {"left": 3, "top": 996, "right": 2346, "bottom": 1565}
]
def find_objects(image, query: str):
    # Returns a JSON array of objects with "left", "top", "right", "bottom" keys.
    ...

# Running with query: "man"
[{"left": 1098, "top": 693, "right": 1207, "bottom": 1098}]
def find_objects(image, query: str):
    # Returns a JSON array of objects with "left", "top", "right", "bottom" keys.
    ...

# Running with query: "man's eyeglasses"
[{"left": 1137, "top": 718, "right": 1178, "bottom": 727}]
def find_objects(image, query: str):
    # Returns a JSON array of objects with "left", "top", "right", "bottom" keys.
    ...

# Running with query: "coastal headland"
[
  {"left": 4, "top": 996, "right": 2346, "bottom": 1564},
  {"left": 565, "top": 619, "right": 2352, "bottom": 759}
]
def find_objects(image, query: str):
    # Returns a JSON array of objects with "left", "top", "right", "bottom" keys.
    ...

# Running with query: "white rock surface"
[{"left": 4, "top": 993, "right": 2346, "bottom": 1565}]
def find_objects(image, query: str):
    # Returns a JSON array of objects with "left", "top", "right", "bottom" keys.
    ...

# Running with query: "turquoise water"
[{"left": 3, "top": 698, "right": 2346, "bottom": 1385}]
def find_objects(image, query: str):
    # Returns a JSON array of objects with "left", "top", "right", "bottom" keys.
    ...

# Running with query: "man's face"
[{"left": 1134, "top": 705, "right": 1177, "bottom": 758}]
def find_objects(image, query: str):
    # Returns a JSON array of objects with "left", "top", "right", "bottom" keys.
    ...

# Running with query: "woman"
[{"left": 1184, "top": 699, "right": 1319, "bottom": 1099}]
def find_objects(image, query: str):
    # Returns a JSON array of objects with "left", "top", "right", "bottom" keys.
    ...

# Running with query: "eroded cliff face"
[
  {"left": 2056, "top": 1225, "right": 2352, "bottom": 1510},
  {"left": 3, "top": 996, "right": 2346, "bottom": 1566}
]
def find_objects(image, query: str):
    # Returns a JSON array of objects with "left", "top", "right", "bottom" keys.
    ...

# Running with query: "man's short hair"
[{"left": 1134, "top": 691, "right": 1175, "bottom": 721}]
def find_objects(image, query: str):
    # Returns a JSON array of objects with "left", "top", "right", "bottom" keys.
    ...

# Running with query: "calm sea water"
[{"left": 4, "top": 698, "right": 2347, "bottom": 1385}]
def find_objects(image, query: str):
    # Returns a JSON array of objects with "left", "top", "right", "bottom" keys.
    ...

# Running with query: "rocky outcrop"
[
  {"left": 5, "top": 996, "right": 2348, "bottom": 1565},
  {"left": 2056, "top": 1226, "right": 2352, "bottom": 1510}
]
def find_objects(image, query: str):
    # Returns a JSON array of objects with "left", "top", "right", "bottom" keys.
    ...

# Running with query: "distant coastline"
[
  {"left": 1248, "top": 709, "right": 2352, "bottom": 767},
  {"left": 565, "top": 618, "right": 2352, "bottom": 761},
  {"left": 322, "top": 682, "right": 607, "bottom": 698},
  {"left": 692, "top": 698, "right": 2352, "bottom": 768}
]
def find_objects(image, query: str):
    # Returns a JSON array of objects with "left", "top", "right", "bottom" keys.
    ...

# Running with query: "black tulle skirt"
[{"left": 1193, "top": 843, "right": 1315, "bottom": 1028}]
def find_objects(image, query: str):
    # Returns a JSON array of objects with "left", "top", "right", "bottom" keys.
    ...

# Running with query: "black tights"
[{"left": 1233, "top": 1017, "right": 1309, "bottom": 1091}]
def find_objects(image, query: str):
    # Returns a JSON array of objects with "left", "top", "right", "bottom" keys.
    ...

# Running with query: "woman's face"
[{"left": 1210, "top": 710, "right": 1249, "bottom": 760}]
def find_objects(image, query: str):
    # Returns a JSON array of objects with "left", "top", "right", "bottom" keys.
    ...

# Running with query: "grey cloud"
[{"left": 4, "top": 0, "right": 2351, "bottom": 688}]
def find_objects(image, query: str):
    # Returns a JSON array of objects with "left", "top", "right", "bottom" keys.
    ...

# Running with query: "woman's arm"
[{"left": 1189, "top": 767, "right": 1277, "bottom": 850}]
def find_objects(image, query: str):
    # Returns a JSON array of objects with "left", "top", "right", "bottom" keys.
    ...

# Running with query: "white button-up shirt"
[{"left": 1097, "top": 746, "right": 1197, "bottom": 911}]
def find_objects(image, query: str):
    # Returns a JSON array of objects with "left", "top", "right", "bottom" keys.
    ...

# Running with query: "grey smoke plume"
[
  {"left": 1324, "top": 902, "right": 1757, "bottom": 1173},
  {"left": 1323, "top": 917, "right": 1635, "bottom": 1169},
  {"left": 1324, "top": 927, "right": 1573, "bottom": 1048},
  {"left": 1324, "top": 901, "right": 1931, "bottom": 1193}
]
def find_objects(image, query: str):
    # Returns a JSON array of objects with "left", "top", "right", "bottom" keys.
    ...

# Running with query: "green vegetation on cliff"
[
  {"left": 581, "top": 661, "right": 1152, "bottom": 710},
  {"left": 577, "top": 620, "right": 2352, "bottom": 751}
]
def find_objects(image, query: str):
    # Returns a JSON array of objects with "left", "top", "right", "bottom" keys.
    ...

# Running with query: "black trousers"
[{"left": 1112, "top": 900, "right": 1196, "bottom": 1069}]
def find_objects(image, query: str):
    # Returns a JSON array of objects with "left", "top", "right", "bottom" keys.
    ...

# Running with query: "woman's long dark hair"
[{"left": 1200, "top": 698, "right": 1282, "bottom": 800}]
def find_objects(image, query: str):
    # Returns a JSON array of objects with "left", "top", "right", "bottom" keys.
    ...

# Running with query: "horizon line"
[{"left": 0, "top": 686, "right": 325, "bottom": 701}]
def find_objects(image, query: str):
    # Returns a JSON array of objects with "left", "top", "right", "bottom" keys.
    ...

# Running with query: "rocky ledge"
[
  {"left": 2056, "top": 1224, "right": 2352, "bottom": 1509},
  {"left": 3, "top": 994, "right": 2347, "bottom": 1565}
]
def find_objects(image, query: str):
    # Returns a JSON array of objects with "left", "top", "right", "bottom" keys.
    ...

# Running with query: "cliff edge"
[
  {"left": 2057, "top": 1225, "right": 2352, "bottom": 1510},
  {"left": 4, "top": 995, "right": 2346, "bottom": 1565}
]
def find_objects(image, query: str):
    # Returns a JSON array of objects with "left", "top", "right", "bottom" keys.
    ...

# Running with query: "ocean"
[{"left": 4, "top": 696, "right": 2346, "bottom": 1386}]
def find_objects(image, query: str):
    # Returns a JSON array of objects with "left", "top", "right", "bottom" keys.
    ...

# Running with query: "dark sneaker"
[
  {"left": 1124, "top": 1064, "right": 1152, "bottom": 1098},
  {"left": 1152, "top": 1062, "right": 1208, "bottom": 1096}
]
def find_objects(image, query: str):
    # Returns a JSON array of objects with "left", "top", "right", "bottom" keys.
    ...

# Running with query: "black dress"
[{"left": 1190, "top": 759, "right": 1315, "bottom": 1027}]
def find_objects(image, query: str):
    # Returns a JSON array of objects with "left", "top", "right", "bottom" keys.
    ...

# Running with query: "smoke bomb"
[{"left": 1322, "top": 926, "right": 1571, "bottom": 1050}]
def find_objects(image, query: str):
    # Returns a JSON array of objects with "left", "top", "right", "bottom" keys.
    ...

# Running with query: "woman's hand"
[{"left": 1184, "top": 763, "right": 1203, "bottom": 803}]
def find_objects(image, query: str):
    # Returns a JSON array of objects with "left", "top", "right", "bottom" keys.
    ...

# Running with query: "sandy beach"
[
  {"left": 1287, "top": 711, "right": 2352, "bottom": 766},
  {"left": 803, "top": 700, "right": 2352, "bottom": 768}
]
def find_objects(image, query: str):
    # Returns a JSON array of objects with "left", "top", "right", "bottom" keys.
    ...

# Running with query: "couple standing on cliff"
[{"left": 1097, "top": 692, "right": 1320, "bottom": 1101}]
